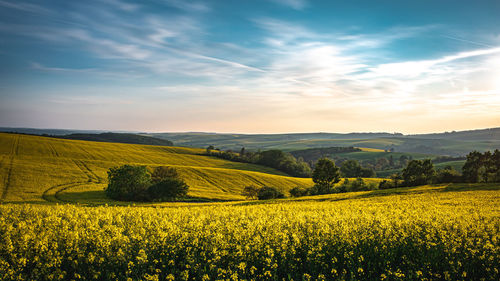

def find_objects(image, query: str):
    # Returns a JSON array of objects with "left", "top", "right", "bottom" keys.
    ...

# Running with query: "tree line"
[{"left": 205, "top": 146, "right": 312, "bottom": 177}]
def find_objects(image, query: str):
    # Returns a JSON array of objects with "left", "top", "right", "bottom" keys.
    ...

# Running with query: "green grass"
[{"left": 0, "top": 133, "right": 314, "bottom": 204}]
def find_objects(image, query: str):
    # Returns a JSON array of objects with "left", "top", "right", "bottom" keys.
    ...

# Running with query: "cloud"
[
  {"left": 163, "top": 0, "right": 210, "bottom": 12},
  {"left": 366, "top": 47, "right": 500, "bottom": 78},
  {"left": 0, "top": 0, "right": 51, "bottom": 14},
  {"left": 1, "top": 3, "right": 498, "bottom": 133},
  {"left": 102, "top": 0, "right": 139, "bottom": 12},
  {"left": 270, "top": 0, "right": 308, "bottom": 10}
]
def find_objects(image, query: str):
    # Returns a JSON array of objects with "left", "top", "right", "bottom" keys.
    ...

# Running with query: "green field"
[
  {"left": 0, "top": 133, "right": 316, "bottom": 203},
  {"left": 149, "top": 131, "right": 500, "bottom": 156},
  {"left": 1, "top": 183, "right": 498, "bottom": 280}
]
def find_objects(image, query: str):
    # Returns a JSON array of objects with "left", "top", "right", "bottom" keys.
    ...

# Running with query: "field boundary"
[{"left": 1, "top": 135, "right": 20, "bottom": 202}]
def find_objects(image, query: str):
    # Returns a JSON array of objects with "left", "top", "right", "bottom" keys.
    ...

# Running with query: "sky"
[{"left": 0, "top": 0, "right": 499, "bottom": 134}]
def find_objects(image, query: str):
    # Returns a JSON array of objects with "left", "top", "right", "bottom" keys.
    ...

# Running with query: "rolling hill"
[
  {"left": 149, "top": 128, "right": 500, "bottom": 156},
  {"left": 58, "top": 132, "right": 174, "bottom": 146},
  {"left": 0, "top": 133, "right": 317, "bottom": 204}
]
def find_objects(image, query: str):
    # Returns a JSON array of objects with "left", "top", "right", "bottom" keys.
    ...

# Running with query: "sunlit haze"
[{"left": 0, "top": 0, "right": 499, "bottom": 133}]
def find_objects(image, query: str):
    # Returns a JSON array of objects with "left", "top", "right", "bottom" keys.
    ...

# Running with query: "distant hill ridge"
[
  {"left": 1, "top": 127, "right": 498, "bottom": 155},
  {"left": 59, "top": 133, "right": 174, "bottom": 146}
]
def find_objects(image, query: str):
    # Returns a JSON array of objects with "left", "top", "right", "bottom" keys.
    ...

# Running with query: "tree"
[
  {"left": 390, "top": 173, "right": 403, "bottom": 188},
  {"left": 242, "top": 185, "right": 259, "bottom": 199},
  {"left": 289, "top": 186, "right": 309, "bottom": 197},
  {"left": 462, "top": 150, "right": 500, "bottom": 183},
  {"left": 435, "top": 166, "right": 462, "bottom": 183},
  {"left": 106, "top": 165, "right": 151, "bottom": 201},
  {"left": 462, "top": 151, "right": 482, "bottom": 183},
  {"left": 257, "top": 186, "right": 285, "bottom": 200},
  {"left": 106, "top": 165, "right": 189, "bottom": 202},
  {"left": 312, "top": 158, "right": 340, "bottom": 194},
  {"left": 147, "top": 177, "right": 188, "bottom": 201},
  {"left": 402, "top": 159, "right": 435, "bottom": 186},
  {"left": 151, "top": 166, "right": 179, "bottom": 184},
  {"left": 340, "top": 160, "right": 361, "bottom": 177},
  {"left": 206, "top": 145, "right": 215, "bottom": 154}
]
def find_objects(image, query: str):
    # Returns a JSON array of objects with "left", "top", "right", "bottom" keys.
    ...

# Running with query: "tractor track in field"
[
  {"left": 42, "top": 181, "right": 87, "bottom": 203},
  {"left": 41, "top": 159, "right": 104, "bottom": 203},
  {"left": 1, "top": 135, "right": 20, "bottom": 202},
  {"left": 47, "top": 142, "right": 60, "bottom": 157}
]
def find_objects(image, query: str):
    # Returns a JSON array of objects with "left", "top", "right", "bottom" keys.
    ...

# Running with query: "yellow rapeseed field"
[{"left": 0, "top": 184, "right": 498, "bottom": 280}]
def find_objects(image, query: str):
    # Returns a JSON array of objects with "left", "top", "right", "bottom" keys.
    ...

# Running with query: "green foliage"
[
  {"left": 435, "top": 166, "right": 462, "bottom": 183},
  {"left": 337, "top": 178, "right": 378, "bottom": 192},
  {"left": 106, "top": 165, "right": 188, "bottom": 202},
  {"left": 106, "top": 165, "right": 151, "bottom": 201},
  {"left": 257, "top": 186, "right": 285, "bottom": 200},
  {"left": 207, "top": 148, "right": 312, "bottom": 177},
  {"left": 242, "top": 185, "right": 260, "bottom": 199},
  {"left": 378, "top": 179, "right": 395, "bottom": 189},
  {"left": 312, "top": 158, "right": 340, "bottom": 194},
  {"left": 462, "top": 150, "right": 500, "bottom": 183},
  {"left": 402, "top": 159, "right": 435, "bottom": 186},
  {"left": 289, "top": 186, "right": 309, "bottom": 197},
  {"left": 147, "top": 177, "right": 188, "bottom": 201},
  {"left": 340, "top": 159, "right": 376, "bottom": 178},
  {"left": 151, "top": 166, "right": 179, "bottom": 183}
]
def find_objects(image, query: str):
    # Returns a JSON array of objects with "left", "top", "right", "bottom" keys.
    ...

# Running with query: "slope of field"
[
  {"left": 59, "top": 132, "right": 174, "bottom": 146},
  {"left": 0, "top": 133, "right": 313, "bottom": 204},
  {"left": 1, "top": 183, "right": 498, "bottom": 280}
]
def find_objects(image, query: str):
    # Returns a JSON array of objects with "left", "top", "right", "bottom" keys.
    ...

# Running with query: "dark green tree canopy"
[
  {"left": 106, "top": 165, "right": 188, "bottom": 202},
  {"left": 401, "top": 159, "right": 435, "bottom": 186},
  {"left": 340, "top": 159, "right": 375, "bottom": 178},
  {"left": 106, "top": 165, "right": 151, "bottom": 201},
  {"left": 257, "top": 186, "right": 285, "bottom": 200},
  {"left": 462, "top": 149, "right": 500, "bottom": 183},
  {"left": 312, "top": 158, "right": 340, "bottom": 194}
]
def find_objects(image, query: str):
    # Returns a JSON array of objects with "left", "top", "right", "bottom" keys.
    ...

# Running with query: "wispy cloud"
[
  {"left": 0, "top": 0, "right": 51, "bottom": 14},
  {"left": 162, "top": 0, "right": 210, "bottom": 12},
  {"left": 270, "top": 0, "right": 308, "bottom": 10},
  {"left": 1, "top": 1, "right": 498, "bottom": 133}
]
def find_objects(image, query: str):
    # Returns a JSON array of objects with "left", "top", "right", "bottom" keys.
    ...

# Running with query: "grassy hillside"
[
  {"left": 150, "top": 129, "right": 500, "bottom": 156},
  {"left": 59, "top": 132, "right": 174, "bottom": 146},
  {"left": 0, "top": 133, "right": 314, "bottom": 204},
  {"left": 1, "top": 183, "right": 498, "bottom": 280}
]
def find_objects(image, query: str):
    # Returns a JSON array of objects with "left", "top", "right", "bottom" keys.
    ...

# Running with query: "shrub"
[
  {"left": 289, "top": 186, "right": 309, "bottom": 197},
  {"left": 378, "top": 180, "right": 395, "bottom": 189},
  {"left": 435, "top": 167, "right": 462, "bottom": 183},
  {"left": 242, "top": 185, "right": 260, "bottom": 199},
  {"left": 106, "top": 165, "right": 151, "bottom": 201},
  {"left": 151, "top": 166, "right": 179, "bottom": 183},
  {"left": 257, "top": 186, "right": 285, "bottom": 200},
  {"left": 147, "top": 177, "right": 188, "bottom": 201},
  {"left": 106, "top": 165, "right": 188, "bottom": 202},
  {"left": 350, "top": 177, "right": 368, "bottom": 191}
]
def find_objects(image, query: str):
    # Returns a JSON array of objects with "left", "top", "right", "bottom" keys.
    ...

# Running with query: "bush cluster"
[
  {"left": 242, "top": 185, "right": 285, "bottom": 200},
  {"left": 206, "top": 148, "right": 312, "bottom": 177},
  {"left": 106, "top": 165, "right": 188, "bottom": 202}
]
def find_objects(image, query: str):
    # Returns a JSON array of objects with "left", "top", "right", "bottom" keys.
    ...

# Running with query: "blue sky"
[{"left": 0, "top": 0, "right": 499, "bottom": 133}]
